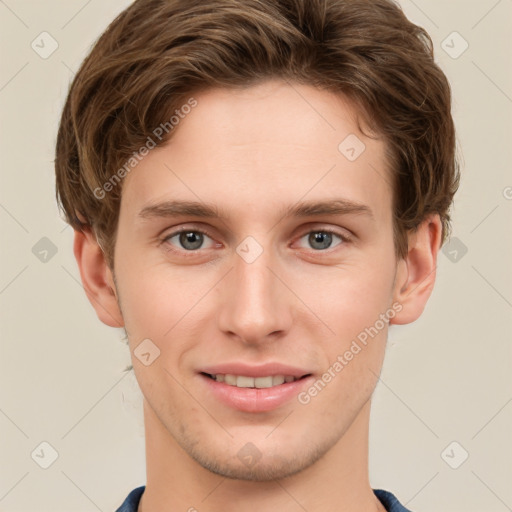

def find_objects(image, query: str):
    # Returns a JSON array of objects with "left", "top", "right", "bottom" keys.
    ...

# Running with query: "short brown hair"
[{"left": 55, "top": 0, "right": 460, "bottom": 268}]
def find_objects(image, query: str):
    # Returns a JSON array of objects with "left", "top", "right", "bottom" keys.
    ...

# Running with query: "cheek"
[
  {"left": 296, "top": 267, "right": 393, "bottom": 414},
  {"left": 115, "top": 254, "right": 215, "bottom": 345},
  {"left": 296, "top": 260, "right": 396, "bottom": 342}
]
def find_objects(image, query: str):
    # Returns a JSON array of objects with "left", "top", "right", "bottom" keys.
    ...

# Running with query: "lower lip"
[{"left": 199, "top": 374, "right": 313, "bottom": 413}]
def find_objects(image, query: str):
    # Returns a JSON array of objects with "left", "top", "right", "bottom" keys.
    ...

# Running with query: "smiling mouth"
[{"left": 201, "top": 372, "right": 311, "bottom": 389}]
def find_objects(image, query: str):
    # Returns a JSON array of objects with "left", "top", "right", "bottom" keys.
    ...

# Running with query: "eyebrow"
[{"left": 138, "top": 198, "right": 374, "bottom": 221}]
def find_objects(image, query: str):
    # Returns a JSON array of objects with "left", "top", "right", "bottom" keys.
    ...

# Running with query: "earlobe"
[
  {"left": 390, "top": 215, "right": 442, "bottom": 325},
  {"left": 73, "top": 228, "right": 124, "bottom": 328}
]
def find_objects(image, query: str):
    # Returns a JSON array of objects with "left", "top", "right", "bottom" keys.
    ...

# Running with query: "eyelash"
[{"left": 161, "top": 226, "right": 352, "bottom": 257}]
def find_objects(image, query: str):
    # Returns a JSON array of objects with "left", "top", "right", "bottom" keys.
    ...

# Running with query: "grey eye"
[
  {"left": 177, "top": 231, "right": 204, "bottom": 250},
  {"left": 165, "top": 230, "right": 215, "bottom": 251},
  {"left": 300, "top": 231, "right": 344, "bottom": 251}
]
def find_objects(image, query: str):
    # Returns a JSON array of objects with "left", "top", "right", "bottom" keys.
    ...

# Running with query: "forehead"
[{"left": 120, "top": 80, "right": 392, "bottom": 222}]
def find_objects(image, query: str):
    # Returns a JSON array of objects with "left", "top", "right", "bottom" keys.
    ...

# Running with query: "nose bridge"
[{"left": 217, "top": 239, "right": 291, "bottom": 343}]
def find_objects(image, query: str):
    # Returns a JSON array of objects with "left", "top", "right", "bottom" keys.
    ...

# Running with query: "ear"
[
  {"left": 390, "top": 214, "right": 442, "bottom": 325},
  {"left": 73, "top": 228, "right": 124, "bottom": 328}
]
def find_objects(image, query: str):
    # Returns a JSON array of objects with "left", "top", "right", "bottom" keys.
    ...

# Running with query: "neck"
[{"left": 139, "top": 399, "right": 384, "bottom": 512}]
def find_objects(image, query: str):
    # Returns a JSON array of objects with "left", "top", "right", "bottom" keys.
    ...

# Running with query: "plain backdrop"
[{"left": 1, "top": 1, "right": 511, "bottom": 511}]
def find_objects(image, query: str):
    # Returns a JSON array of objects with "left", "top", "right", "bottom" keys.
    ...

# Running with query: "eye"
[
  {"left": 296, "top": 230, "right": 347, "bottom": 251},
  {"left": 163, "top": 229, "right": 217, "bottom": 252}
]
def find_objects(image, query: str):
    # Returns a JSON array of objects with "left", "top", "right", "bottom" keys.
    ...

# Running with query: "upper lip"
[{"left": 199, "top": 363, "right": 311, "bottom": 378}]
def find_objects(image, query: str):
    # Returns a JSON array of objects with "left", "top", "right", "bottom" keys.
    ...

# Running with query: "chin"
[
  {"left": 191, "top": 451, "right": 316, "bottom": 481},
  {"left": 183, "top": 435, "right": 331, "bottom": 482}
]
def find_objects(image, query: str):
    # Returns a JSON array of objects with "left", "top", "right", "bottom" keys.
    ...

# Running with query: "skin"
[{"left": 74, "top": 80, "right": 441, "bottom": 512}]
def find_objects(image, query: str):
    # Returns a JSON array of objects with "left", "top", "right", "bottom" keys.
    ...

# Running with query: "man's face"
[{"left": 113, "top": 80, "right": 402, "bottom": 480}]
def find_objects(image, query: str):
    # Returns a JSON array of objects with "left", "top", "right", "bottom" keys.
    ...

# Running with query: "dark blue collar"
[{"left": 116, "top": 486, "right": 412, "bottom": 511}]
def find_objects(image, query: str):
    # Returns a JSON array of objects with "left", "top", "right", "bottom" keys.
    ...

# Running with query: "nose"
[{"left": 216, "top": 243, "right": 293, "bottom": 346}]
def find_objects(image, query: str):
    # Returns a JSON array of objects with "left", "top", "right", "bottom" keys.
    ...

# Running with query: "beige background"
[{"left": 1, "top": 1, "right": 511, "bottom": 511}]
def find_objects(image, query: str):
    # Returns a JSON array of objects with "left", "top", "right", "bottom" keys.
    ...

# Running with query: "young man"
[{"left": 55, "top": 0, "right": 459, "bottom": 510}]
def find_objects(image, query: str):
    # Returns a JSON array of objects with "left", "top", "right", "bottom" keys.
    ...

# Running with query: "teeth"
[
  {"left": 211, "top": 374, "right": 298, "bottom": 388},
  {"left": 236, "top": 376, "right": 254, "bottom": 388},
  {"left": 224, "top": 374, "right": 237, "bottom": 385},
  {"left": 255, "top": 376, "right": 273, "bottom": 388},
  {"left": 272, "top": 375, "right": 285, "bottom": 385}
]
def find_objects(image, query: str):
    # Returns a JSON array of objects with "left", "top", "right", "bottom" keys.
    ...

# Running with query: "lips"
[
  {"left": 198, "top": 363, "right": 313, "bottom": 412},
  {"left": 199, "top": 362, "right": 310, "bottom": 379}
]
